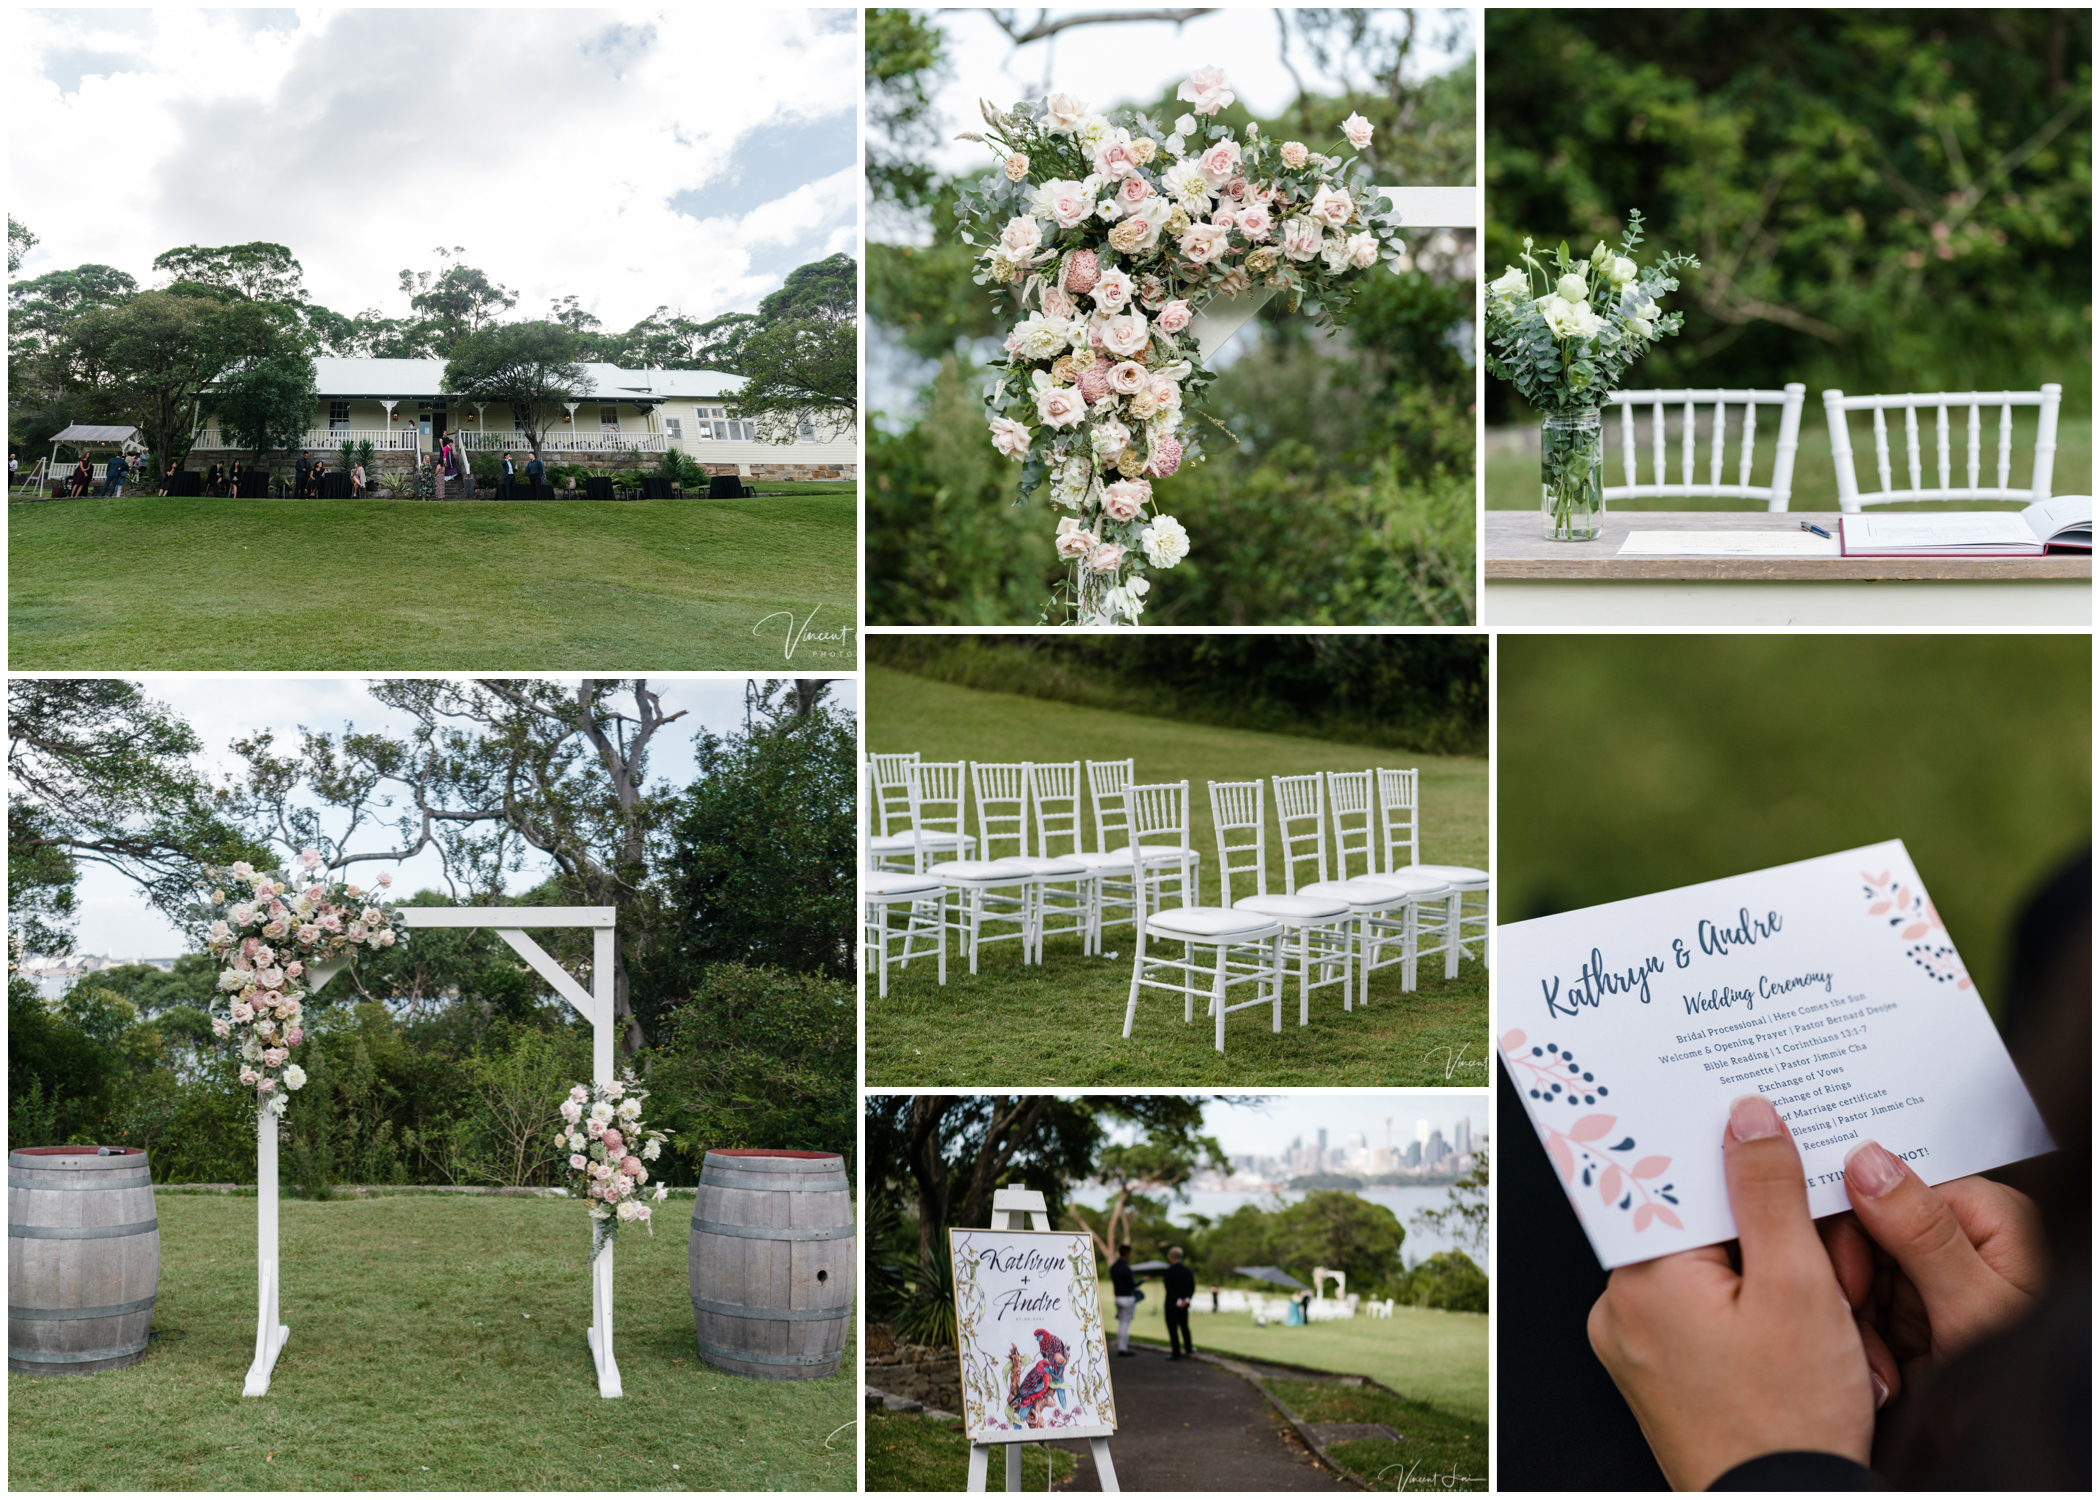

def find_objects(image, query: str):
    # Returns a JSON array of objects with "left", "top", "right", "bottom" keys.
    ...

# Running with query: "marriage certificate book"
[{"left": 1498, "top": 840, "right": 2053, "bottom": 1269}]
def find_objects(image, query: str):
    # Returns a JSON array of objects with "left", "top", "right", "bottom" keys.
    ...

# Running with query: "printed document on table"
[
  {"left": 1497, "top": 840, "right": 2053, "bottom": 1269},
  {"left": 1617, "top": 531, "right": 1840, "bottom": 558}
]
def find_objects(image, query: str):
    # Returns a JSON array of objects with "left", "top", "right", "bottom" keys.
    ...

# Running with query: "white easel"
[
  {"left": 244, "top": 906, "right": 623, "bottom": 1398},
  {"left": 965, "top": 1187, "right": 1121, "bottom": 1494}
]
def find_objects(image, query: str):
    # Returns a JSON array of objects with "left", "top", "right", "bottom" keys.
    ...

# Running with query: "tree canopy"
[{"left": 441, "top": 322, "right": 592, "bottom": 462}]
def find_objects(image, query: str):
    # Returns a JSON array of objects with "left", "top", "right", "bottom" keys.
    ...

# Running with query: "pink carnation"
[
  {"left": 1077, "top": 357, "right": 1113, "bottom": 405},
  {"left": 285, "top": 1026, "right": 304, "bottom": 1046},
  {"left": 1062, "top": 249, "right": 1099, "bottom": 296},
  {"left": 620, "top": 1155, "right": 643, "bottom": 1178},
  {"left": 1146, "top": 435, "right": 1185, "bottom": 478},
  {"left": 601, "top": 1129, "right": 625, "bottom": 1157}
]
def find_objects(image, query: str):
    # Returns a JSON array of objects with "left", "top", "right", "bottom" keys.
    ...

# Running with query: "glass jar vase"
[{"left": 1540, "top": 409, "right": 1604, "bottom": 541}]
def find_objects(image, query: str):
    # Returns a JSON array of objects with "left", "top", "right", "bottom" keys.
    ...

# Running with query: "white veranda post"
[
  {"left": 965, "top": 1188, "right": 1122, "bottom": 1494},
  {"left": 243, "top": 907, "right": 621, "bottom": 1399}
]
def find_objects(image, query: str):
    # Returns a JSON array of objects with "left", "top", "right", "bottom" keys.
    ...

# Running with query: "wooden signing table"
[{"left": 1484, "top": 511, "right": 2090, "bottom": 626}]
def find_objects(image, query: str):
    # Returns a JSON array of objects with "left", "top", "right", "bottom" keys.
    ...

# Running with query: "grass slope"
[
  {"left": 1266, "top": 1378, "right": 1489, "bottom": 1491},
  {"left": 1099, "top": 1285, "right": 1487, "bottom": 1424},
  {"left": 865, "top": 668, "right": 1489, "bottom": 1086},
  {"left": 864, "top": 1410, "right": 1075, "bottom": 1491},
  {"left": 1487, "top": 414, "right": 2093, "bottom": 512},
  {"left": 7, "top": 1193, "right": 856, "bottom": 1492},
  {"left": 9, "top": 494, "right": 856, "bottom": 669}
]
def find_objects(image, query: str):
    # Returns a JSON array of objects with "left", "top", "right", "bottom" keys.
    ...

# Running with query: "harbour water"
[{"left": 1068, "top": 1183, "right": 1486, "bottom": 1267}]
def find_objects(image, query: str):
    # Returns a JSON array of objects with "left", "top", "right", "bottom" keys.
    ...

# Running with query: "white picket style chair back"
[
  {"left": 1087, "top": 758, "right": 1137, "bottom": 854},
  {"left": 1823, "top": 384, "right": 2062, "bottom": 511},
  {"left": 868, "top": 752, "right": 919, "bottom": 837},
  {"left": 1028, "top": 761, "right": 1088, "bottom": 860},
  {"left": 1128, "top": 779, "right": 1198, "bottom": 905},
  {"left": 1208, "top": 780, "right": 1269, "bottom": 904},
  {"left": 1375, "top": 767, "right": 1420, "bottom": 874},
  {"left": 1604, "top": 386, "right": 1807, "bottom": 511},
  {"left": 906, "top": 760, "right": 971, "bottom": 873},
  {"left": 1272, "top": 773, "right": 1332, "bottom": 894},
  {"left": 1326, "top": 771, "right": 1383, "bottom": 883},
  {"left": 970, "top": 761, "right": 1033, "bottom": 860}
]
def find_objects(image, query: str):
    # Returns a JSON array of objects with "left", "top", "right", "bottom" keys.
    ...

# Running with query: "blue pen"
[{"left": 1799, "top": 522, "right": 1833, "bottom": 539}]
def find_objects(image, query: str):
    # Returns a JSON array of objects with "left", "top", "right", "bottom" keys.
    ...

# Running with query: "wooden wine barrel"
[
  {"left": 689, "top": 1150, "right": 854, "bottom": 1380},
  {"left": 9, "top": 1147, "right": 159, "bottom": 1376}
]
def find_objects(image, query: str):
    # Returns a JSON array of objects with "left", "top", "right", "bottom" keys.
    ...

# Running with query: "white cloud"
[{"left": 10, "top": 7, "right": 861, "bottom": 331}]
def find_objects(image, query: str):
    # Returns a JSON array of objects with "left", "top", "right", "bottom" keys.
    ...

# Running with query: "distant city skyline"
[{"left": 1094, "top": 1094, "right": 1486, "bottom": 1168}]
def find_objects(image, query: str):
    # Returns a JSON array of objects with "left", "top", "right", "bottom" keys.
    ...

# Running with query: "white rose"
[
  {"left": 1174, "top": 113, "right": 1198, "bottom": 136},
  {"left": 1089, "top": 417, "right": 1132, "bottom": 459},
  {"left": 1000, "top": 216, "right": 1043, "bottom": 257},
  {"left": 1489, "top": 266, "right": 1529, "bottom": 300},
  {"left": 1341, "top": 112, "right": 1374, "bottom": 150},
  {"left": 1554, "top": 271, "right": 1589, "bottom": 304},
  {"left": 1309, "top": 186, "right": 1355, "bottom": 228},
  {"left": 1280, "top": 217, "right": 1325, "bottom": 262},
  {"left": 1098, "top": 312, "right": 1151, "bottom": 359},
  {"left": 1541, "top": 295, "right": 1603, "bottom": 339},
  {"left": 1043, "top": 92, "right": 1090, "bottom": 133},
  {"left": 1609, "top": 255, "right": 1638, "bottom": 285},
  {"left": 1140, "top": 514, "right": 1191, "bottom": 568},
  {"left": 282, "top": 1064, "right": 307, "bottom": 1091}
]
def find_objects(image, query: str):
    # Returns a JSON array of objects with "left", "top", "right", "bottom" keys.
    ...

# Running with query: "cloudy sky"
[
  {"left": 11, "top": 8, "right": 859, "bottom": 332},
  {"left": 44, "top": 674, "right": 858, "bottom": 959}
]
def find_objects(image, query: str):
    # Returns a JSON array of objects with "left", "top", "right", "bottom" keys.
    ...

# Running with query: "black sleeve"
[{"left": 1709, "top": 1451, "right": 1879, "bottom": 1490}]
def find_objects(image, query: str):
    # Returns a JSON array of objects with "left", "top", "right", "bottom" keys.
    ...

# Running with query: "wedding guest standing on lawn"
[
  {"left": 1163, "top": 1247, "right": 1196, "bottom": 1361},
  {"left": 431, "top": 451, "right": 445, "bottom": 500},
  {"left": 102, "top": 449, "right": 129, "bottom": 497},
  {"left": 351, "top": 458, "right": 366, "bottom": 496},
  {"left": 526, "top": 451, "right": 544, "bottom": 496},
  {"left": 69, "top": 454, "right": 93, "bottom": 496},
  {"left": 228, "top": 458, "right": 243, "bottom": 498},
  {"left": 500, "top": 452, "right": 515, "bottom": 501},
  {"left": 294, "top": 451, "right": 311, "bottom": 497},
  {"left": 1111, "top": 1244, "right": 1139, "bottom": 1356}
]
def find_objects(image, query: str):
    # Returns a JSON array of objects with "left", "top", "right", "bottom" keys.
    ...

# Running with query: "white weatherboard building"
[{"left": 189, "top": 358, "right": 856, "bottom": 480}]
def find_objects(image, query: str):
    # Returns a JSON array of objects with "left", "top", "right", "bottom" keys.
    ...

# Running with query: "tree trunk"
[{"left": 909, "top": 1096, "right": 954, "bottom": 1279}]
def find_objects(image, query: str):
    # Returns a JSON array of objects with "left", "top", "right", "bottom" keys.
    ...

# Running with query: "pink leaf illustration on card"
[
  {"left": 1902, "top": 922, "right": 1928, "bottom": 939},
  {"left": 1868, "top": 901, "right": 1892, "bottom": 914},
  {"left": 1546, "top": 1134, "right": 1575, "bottom": 1183},
  {"left": 1500, "top": 1028, "right": 1528, "bottom": 1052},
  {"left": 1864, "top": 870, "right": 1970, "bottom": 990},
  {"left": 1598, "top": 1165, "right": 1623, "bottom": 1205},
  {"left": 1632, "top": 1156, "right": 1670, "bottom": 1179},
  {"left": 1650, "top": 1205, "right": 1684, "bottom": 1230},
  {"left": 1506, "top": 1033, "right": 1683, "bottom": 1228},
  {"left": 1633, "top": 1203, "right": 1656, "bottom": 1232},
  {"left": 1569, "top": 1114, "right": 1615, "bottom": 1143}
]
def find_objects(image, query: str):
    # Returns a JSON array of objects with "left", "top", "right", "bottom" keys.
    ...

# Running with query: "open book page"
[
  {"left": 1840, "top": 513, "right": 2042, "bottom": 555},
  {"left": 2021, "top": 494, "right": 2093, "bottom": 550}
]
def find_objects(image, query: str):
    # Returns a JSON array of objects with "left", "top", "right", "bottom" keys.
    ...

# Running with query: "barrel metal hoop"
[
  {"left": 9, "top": 1172, "right": 152, "bottom": 1191},
  {"left": 697, "top": 1338, "right": 839, "bottom": 1366},
  {"left": 8, "top": 1337, "right": 151, "bottom": 1364},
  {"left": 702, "top": 1156, "right": 842, "bottom": 1173},
  {"left": 699, "top": 1171, "right": 847, "bottom": 1191},
  {"left": 8, "top": 1219, "right": 159, "bottom": 1240},
  {"left": 9, "top": 1295, "right": 158, "bottom": 1322},
  {"left": 691, "top": 1296, "right": 851, "bottom": 1322},
  {"left": 689, "top": 1217, "right": 855, "bottom": 1242}
]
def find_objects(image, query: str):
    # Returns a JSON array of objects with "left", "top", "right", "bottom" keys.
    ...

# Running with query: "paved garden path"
[{"left": 1040, "top": 1343, "right": 1352, "bottom": 1492}]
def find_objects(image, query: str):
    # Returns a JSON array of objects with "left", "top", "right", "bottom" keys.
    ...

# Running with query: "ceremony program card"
[
  {"left": 1499, "top": 840, "right": 2053, "bottom": 1269},
  {"left": 949, "top": 1228, "right": 1117, "bottom": 1443}
]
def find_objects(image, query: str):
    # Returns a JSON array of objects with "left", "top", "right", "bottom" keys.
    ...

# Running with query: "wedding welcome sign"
[
  {"left": 1500, "top": 840, "right": 2053, "bottom": 1269},
  {"left": 950, "top": 1229, "right": 1117, "bottom": 1443}
]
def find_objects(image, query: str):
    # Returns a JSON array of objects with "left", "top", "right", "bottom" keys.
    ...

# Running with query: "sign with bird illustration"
[{"left": 949, "top": 1228, "right": 1118, "bottom": 1443}]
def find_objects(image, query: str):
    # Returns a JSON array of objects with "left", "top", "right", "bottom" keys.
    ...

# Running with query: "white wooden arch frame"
[
  {"left": 1311, "top": 1266, "right": 1346, "bottom": 1301},
  {"left": 245, "top": 907, "right": 624, "bottom": 1398}
]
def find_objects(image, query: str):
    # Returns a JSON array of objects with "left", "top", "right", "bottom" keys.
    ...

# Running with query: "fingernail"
[
  {"left": 1728, "top": 1093, "right": 1782, "bottom": 1141},
  {"left": 1871, "top": 1371, "right": 1890, "bottom": 1409},
  {"left": 1845, "top": 1140, "right": 1902, "bottom": 1199}
]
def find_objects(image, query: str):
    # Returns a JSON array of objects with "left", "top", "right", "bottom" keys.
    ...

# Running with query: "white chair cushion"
[
  {"left": 865, "top": 873, "right": 942, "bottom": 898},
  {"left": 1235, "top": 893, "right": 1350, "bottom": 921},
  {"left": 1004, "top": 857, "right": 1088, "bottom": 876},
  {"left": 1410, "top": 863, "right": 1489, "bottom": 887},
  {"left": 936, "top": 859, "right": 1036, "bottom": 883},
  {"left": 869, "top": 831, "right": 974, "bottom": 852},
  {"left": 1299, "top": 879, "right": 1407, "bottom": 908},
  {"left": 1147, "top": 905, "right": 1279, "bottom": 939},
  {"left": 1359, "top": 870, "right": 1455, "bottom": 897},
  {"left": 1065, "top": 850, "right": 1137, "bottom": 871}
]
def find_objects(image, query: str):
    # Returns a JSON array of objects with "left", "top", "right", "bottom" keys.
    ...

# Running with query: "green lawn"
[
  {"left": 865, "top": 1409, "right": 1075, "bottom": 1491},
  {"left": 1100, "top": 1284, "right": 1487, "bottom": 1424},
  {"left": 8, "top": 1193, "right": 856, "bottom": 1492},
  {"left": 1487, "top": 413, "right": 2092, "bottom": 511},
  {"left": 865, "top": 668, "right": 1489, "bottom": 1087},
  {"left": 1266, "top": 1378, "right": 1489, "bottom": 1491},
  {"left": 8, "top": 493, "right": 856, "bottom": 669}
]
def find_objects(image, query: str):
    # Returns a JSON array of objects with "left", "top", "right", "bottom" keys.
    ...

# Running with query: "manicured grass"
[
  {"left": 865, "top": 668, "right": 1489, "bottom": 1087},
  {"left": 864, "top": 1409, "right": 1074, "bottom": 1491},
  {"left": 1099, "top": 1284, "right": 1487, "bottom": 1424},
  {"left": 1486, "top": 413, "right": 2092, "bottom": 512},
  {"left": 7, "top": 1193, "right": 856, "bottom": 1492},
  {"left": 8, "top": 493, "right": 856, "bottom": 669},
  {"left": 1266, "top": 1378, "right": 1489, "bottom": 1491}
]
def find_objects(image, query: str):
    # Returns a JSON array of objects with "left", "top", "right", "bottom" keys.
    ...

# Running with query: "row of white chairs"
[
  {"left": 862, "top": 757, "right": 1488, "bottom": 1053},
  {"left": 1598, "top": 383, "right": 2071, "bottom": 513}
]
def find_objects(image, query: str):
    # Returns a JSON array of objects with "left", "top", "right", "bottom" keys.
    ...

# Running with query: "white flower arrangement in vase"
[{"left": 1484, "top": 210, "right": 1699, "bottom": 540}]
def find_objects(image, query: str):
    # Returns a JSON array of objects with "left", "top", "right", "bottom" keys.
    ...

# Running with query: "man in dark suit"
[
  {"left": 525, "top": 452, "right": 545, "bottom": 497},
  {"left": 1163, "top": 1246, "right": 1196, "bottom": 1360},
  {"left": 1110, "top": 1244, "right": 1139, "bottom": 1357},
  {"left": 500, "top": 452, "right": 516, "bottom": 501},
  {"left": 294, "top": 451, "right": 312, "bottom": 498}
]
